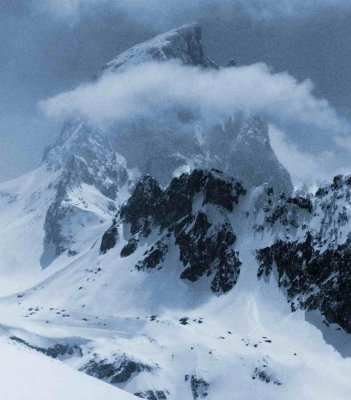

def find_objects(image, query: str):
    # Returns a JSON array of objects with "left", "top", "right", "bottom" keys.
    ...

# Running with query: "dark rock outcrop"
[
  {"left": 100, "top": 222, "right": 119, "bottom": 254},
  {"left": 252, "top": 367, "right": 282, "bottom": 386},
  {"left": 177, "top": 214, "right": 241, "bottom": 293},
  {"left": 103, "top": 169, "right": 245, "bottom": 293},
  {"left": 120, "top": 238, "right": 138, "bottom": 257},
  {"left": 103, "top": 23, "right": 218, "bottom": 73},
  {"left": 136, "top": 238, "right": 169, "bottom": 271},
  {"left": 41, "top": 121, "right": 128, "bottom": 267},
  {"left": 257, "top": 234, "right": 351, "bottom": 333},
  {"left": 184, "top": 374, "right": 209, "bottom": 399},
  {"left": 10, "top": 336, "right": 83, "bottom": 360},
  {"left": 135, "top": 391, "right": 168, "bottom": 400},
  {"left": 120, "top": 169, "right": 245, "bottom": 232},
  {"left": 81, "top": 355, "right": 153, "bottom": 385}
]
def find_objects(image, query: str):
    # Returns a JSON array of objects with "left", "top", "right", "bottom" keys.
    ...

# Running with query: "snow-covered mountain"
[
  {"left": 1, "top": 23, "right": 351, "bottom": 399},
  {"left": 102, "top": 23, "right": 218, "bottom": 72}
]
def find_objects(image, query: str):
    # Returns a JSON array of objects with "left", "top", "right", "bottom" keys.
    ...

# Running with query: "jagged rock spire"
[{"left": 103, "top": 22, "right": 218, "bottom": 73}]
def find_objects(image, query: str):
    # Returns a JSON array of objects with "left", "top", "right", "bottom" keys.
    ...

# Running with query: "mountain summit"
[
  {"left": 37, "top": 23, "right": 293, "bottom": 264},
  {"left": 103, "top": 22, "right": 218, "bottom": 73}
]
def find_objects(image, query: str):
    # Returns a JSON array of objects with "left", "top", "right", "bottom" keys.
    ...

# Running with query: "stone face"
[
  {"left": 257, "top": 235, "right": 351, "bottom": 333},
  {"left": 134, "top": 390, "right": 168, "bottom": 400},
  {"left": 81, "top": 355, "right": 153, "bottom": 385},
  {"left": 252, "top": 367, "right": 282, "bottom": 386},
  {"left": 99, "top": 24, "right": 293, "bottom": 193},
  {"left": 189, "top": 375, "right": 209, "bottom": 399},
  {"left": 100, "top": 223, "right": 119, "bottom": 254},
  {"left": 103, "top": 169, "right": 246, "bottom": 293},
  {"left": 103, "top": 23, "right": 218, "bottom": 74},
  {"left": 255, "top": 175, "right": 351, "bottom": 333},
  {"left": 41, "top": 121, "right": 128, "bottom": 267},
  {"left": 120, "top": 175, "right": 163, "bottom": 235},
  {"left": 120, "top": 169, "right": 245, "bottom": 231},
  {"left": 120, "top": 238, "right": 138, "bottom": 257},
  {"left": 136, "top": 238, "right": 169, "bottom": 271},
  {"left": 9, "top": 336, "right": 83, "bottom": 360},
  {"left": 207, "top": 116, "right": 293, "bottom": 195},
  {"left": 44, "top": 122, "right": 129, "bottom": 199}
]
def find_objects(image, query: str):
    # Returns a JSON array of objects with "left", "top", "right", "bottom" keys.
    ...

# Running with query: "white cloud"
[
  {"left": 39, "top": 60, "right": 344, "bottom": 133},
  {"left": 269, "top": 125, "right": 350, "bottom": 187}
]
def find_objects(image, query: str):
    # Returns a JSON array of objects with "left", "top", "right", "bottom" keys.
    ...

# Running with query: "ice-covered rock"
[
  {"left": 38, "top": 23, "right": 292, "bottom": 266},
  {"left": 102, "top": 23, "right": 218, "bottom": 73},
  {"left": 102, "top": 169, "right": 245, "bottom": 293}
]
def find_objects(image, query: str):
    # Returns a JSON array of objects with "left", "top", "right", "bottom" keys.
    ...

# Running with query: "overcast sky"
[{"left": 1, "top": 0, "right": 351, "bottom": 182}]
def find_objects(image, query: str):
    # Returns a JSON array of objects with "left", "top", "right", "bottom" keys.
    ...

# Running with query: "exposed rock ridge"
[
  {"left": 101, "top": 169, "right": 246, "bottom": 293},
  {"left": 103, "top": 23, "right": 218, "bottom": 73},
  {"left": 256, "top": 174, "right": 351, "bottom": 333},
  {"left": 41, "top": 120, "right": 129, "bottom": 267}
]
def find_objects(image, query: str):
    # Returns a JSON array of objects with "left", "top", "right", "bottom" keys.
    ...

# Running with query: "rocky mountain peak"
[
  {"left": 103, "top": 22, "right": 218, "bottom": 73},
  {"left": 101, "top": 169, "right": 245, "bottom": 293},
  {"left": 38, "top": 24, "right": 294, "bottom": 268}
]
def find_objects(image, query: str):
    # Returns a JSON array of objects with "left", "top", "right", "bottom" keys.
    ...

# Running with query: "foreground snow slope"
[
  {"left": 1, "top": 175, "right": 351, "bottom": 399},
  {"left": 1, "top": 236, "right": 351, "bottom": 400},
  {"left": 0, "top": 166, "right": 60, "bottom": 294},
  {"left": 0, "top": 337, "right": 137, "bottom": 400}
]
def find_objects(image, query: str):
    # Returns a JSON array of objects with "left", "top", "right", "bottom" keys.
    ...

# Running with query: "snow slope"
[
  {"left": 0, "top": 174, "right": 351, "bottom": 399},
  {"left": 0, "top": 337, "right": 137, "bottom": 400}
]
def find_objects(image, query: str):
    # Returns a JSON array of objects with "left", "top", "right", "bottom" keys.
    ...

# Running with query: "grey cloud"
[
  {"left": 39, "top": 61, "right": 345, "bottom": 132},
  {"left": 2, "top": 0, "right": 351, "bottom": 184}
]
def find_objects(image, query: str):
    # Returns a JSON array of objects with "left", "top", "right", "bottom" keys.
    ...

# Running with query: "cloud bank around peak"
[{"left": 39, "top": 61, "right": 345, "bottom": 134}]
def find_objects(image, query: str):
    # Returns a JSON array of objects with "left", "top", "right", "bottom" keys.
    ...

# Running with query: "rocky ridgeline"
[
  {"left": 257, "top": 175, "right": 351, "bottom": 332},
  {"left": 257, "top": 234, "right": 351, "bottom": 333},
  {"left": 102, "top": 23, "right": 218, "bottom": 73},
  {"left": 101, "top": 169, "right": 246, "bottom": 293},
  {"left": 100, "top": 169, "right": 351, "bottom": 331},
  {"left": 41, "top": 121, "right": 129, "bottom": 267}
]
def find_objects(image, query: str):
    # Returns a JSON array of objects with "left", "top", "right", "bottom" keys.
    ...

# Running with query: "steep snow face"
[
  {"left": 43, "top": 120, "right": 129, "bottom": 199},
  {"left": 0, "top": 166, "right": 60, "bottom": 294},
  {"left": 99, "top": 170, "right": 351, "bottom": 337},
  {"left": 41, "top": 120, "right": 131, "bottom": 266},
  {"left": 102, "top": 23, "right": 218, "bottom": 73}
]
